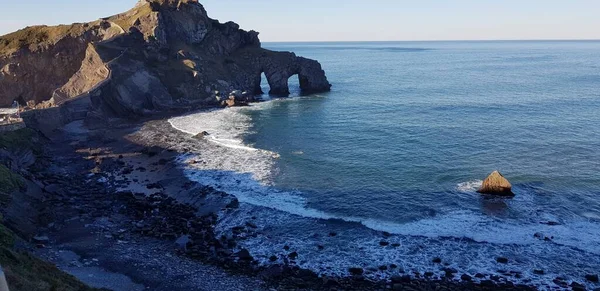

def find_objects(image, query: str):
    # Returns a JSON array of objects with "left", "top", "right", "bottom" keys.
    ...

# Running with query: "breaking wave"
[{"left": 167, "top": 101, "right": 600, "bottom": 288}]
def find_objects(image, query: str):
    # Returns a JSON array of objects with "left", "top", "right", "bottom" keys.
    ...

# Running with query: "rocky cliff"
[{"left": 0, "top": 0, "right": 331, "bottom": 121}]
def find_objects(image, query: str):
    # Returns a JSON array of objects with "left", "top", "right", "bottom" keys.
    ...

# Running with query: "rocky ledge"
[{"left": 0, "top": 0, "right": 331, "bottom": 125}]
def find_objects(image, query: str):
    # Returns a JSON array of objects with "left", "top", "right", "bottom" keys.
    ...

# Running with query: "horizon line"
[{"left": 262, "top": 38, "right": 600, "bottom": 43}]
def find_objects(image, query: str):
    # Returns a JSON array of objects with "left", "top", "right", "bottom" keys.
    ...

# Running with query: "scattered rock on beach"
[
  {"left": 225, "top": 198, "right": 239, "bottom": 209},
  {"left": 478, "top": 171, "right": 514, "bottom": 196},
  {"left": 585, "top": 274, "right": 599, "bottom": 282},
  {"left": 33, "top": 235, "right": 49, "bottom": 243},
  {"left": 444, "top": 268, "right": 458, "bottom": 277},
  {"left": 571, "top": 283, "right": 586, "bottom": 291},
  {"left": 193, "top": 131, "right": 210, "bottom": 139},
  {"left": 236, "top": 248, "right": 253, "bottom": 261},
  {"left": 349, "top": 267, "right": 364, "bottom": 276},
  {"left": 391, "top": 275, "right": 411, "bottom": 283}
]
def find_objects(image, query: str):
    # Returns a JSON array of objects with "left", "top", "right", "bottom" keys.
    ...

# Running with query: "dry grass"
[
  {"left": 108, "top": 2, "right": 154, "bottom": 32},
  {"left": 0, "top": 24, "right": 89, "bottom": 56}
]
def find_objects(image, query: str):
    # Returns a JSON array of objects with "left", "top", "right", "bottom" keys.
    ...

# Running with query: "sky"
[{"left": 0, "top": 0, "right": 598, "bottom": 42}]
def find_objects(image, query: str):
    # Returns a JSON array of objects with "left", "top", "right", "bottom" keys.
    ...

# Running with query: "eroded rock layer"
[{"left": 0, "top": 0, "right": 331, "bottom": 122}]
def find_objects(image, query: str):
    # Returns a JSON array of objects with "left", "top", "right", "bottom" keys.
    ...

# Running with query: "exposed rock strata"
[{"left": 0, "top": 0, "right": 331, "bottom": 125}]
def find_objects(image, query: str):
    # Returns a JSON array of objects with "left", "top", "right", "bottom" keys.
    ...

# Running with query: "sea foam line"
[{"left": 168, "top": 102, "right": 600, "bottom": 255}]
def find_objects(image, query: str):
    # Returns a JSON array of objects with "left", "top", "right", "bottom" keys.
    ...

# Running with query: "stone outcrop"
[
  {"left": 477, "top": 171, "right": 514, "bottom": 196},
  {"left": 0, "top": 0, "right": 331, "bottom": 125},
  {"left": 0, "top": 21, "right": 123, "bottom": 106}
]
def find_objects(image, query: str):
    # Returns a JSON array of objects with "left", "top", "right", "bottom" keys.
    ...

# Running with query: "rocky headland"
[{"left": 0, "top": 0, "right": 331, "bottom": 132}]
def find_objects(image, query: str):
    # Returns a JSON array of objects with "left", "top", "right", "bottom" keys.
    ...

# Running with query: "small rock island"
[{"left": 477, "top": 170, "right": 514, "bottom": 196}]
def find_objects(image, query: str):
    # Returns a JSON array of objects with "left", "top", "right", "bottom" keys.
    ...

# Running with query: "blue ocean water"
[
  {"left": 254, "top": 40, "right": 600, "bottom": 223},
  {"left": 169, "top": 41, "right": 600, "bottom": 287}
]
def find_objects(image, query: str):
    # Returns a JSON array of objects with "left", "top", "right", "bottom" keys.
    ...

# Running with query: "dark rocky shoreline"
[{"left": 15, "top": 116, "right": 544, "bottom": 291}]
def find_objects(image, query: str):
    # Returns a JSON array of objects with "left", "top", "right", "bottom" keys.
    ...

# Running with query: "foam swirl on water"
[{"left": 168, "top": 101, "right": 600, "bottom": 288}]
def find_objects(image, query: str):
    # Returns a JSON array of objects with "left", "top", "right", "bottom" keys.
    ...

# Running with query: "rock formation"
[
  {"left": 0, "top": 0, "right": 331, "bottom": 126},
  {"left": 477, "top": 171, "right": 514, "bottom": 196}
]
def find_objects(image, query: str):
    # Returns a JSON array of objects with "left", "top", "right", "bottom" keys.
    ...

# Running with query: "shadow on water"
[{"left": 480, "top": 196, "right": 509, "bottom": 216}]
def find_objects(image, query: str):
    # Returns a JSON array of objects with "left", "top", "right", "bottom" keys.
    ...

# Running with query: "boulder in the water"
[
  {"left": 477, "top": 171, "right": 514, "bottom": 196},
  {"left": 193, "top": 131, "right": 210, "bottom": 139}
]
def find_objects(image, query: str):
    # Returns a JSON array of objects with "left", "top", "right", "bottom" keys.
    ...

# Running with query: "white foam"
[
  {"left": 457, "top": 180, "right": 483, "bottom": 192},
  {"left": 168, "top": 104, "right": 280, "bottom": 185},
  {"left": 207, "top": 136, "right": 259, "bottom": 151},
  {"left": 167, "top": 103, "right": 600, "bottom": 289},
  {"left": 169, "top": 105, "right": 600, "bottom": 254},
  {"left": 182, "top": 149, "right": 600, "bottom": 255}
]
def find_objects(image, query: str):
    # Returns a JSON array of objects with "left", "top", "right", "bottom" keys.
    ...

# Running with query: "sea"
[{"left": 168, "top": 41, "right": 600, "bottom": 288}]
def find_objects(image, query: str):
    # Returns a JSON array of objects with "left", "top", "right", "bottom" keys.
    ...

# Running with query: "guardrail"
[
  {"left": 0, "top": 108, "right": 18, "bottom": 115},
  {"left": 0, "top": 265, "right": 9, "bottom": 291}
]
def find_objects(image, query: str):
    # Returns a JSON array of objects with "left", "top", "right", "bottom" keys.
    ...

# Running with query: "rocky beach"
[
  {"left": 1, "top": 1, "right": 600, "bottom": 291},
  {"left": 1, "top": 115, "right": 542, "bottom": 290}
]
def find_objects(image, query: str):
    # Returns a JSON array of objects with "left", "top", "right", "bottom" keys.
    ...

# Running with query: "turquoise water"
[{"left": 169, "top": 41, "right": 600, "bottom": 287}]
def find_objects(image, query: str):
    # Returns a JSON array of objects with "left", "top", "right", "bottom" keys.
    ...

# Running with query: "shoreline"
[{"left": 22, "top": 113, "right": 542, "bottom": 291}]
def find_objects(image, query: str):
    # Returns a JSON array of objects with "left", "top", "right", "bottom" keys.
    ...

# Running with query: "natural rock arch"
[{"left": 259, "top": 52, "right": 331, "bottom": 97}]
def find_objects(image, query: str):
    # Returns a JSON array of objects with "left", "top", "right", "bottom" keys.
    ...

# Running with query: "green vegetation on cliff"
[
  {"left": 0, "top": 222, "right": 99, "bottom": 291},
  {"left": 0, "top": 128, "right": 40, "bottom": 153},
  {"left": 0, "top": 128, "right": 98, "bottom": 291},
  {"left": 0, "top": 165, "right": 24, "bottom": 204},
  {"left": 0, "top": 128, "right": 35, "bottom": 205}
]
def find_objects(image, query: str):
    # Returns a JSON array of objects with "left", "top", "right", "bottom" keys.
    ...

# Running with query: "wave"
[
  {"left": 457, "top": 180, "right": 483, "bottom": 192},
  {"left": 179, "top": 150, "right": 600, "bottom": 255},
  {"left": 168, "top": 105, "right": 283, "bottom": 157},
  {"left": 207, "top": 136, "right": 259, "bottom": 152},
  {"left": 167, "top": 102, "right": 600, "bottom": 288},
  {"left": 168, "top": 104, "right": 600, "bottom": 253}
]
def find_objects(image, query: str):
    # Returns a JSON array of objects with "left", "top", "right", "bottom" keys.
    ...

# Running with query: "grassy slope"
[
  {"left": 0, "top": 223, "right": 100, "bottom": 291},
  {"left": 108, "top": 3, "right": 153, "bottom": 32},
  {"left": 0, "top": 128, "right": 40, "bottom": 153},
  {"left": 0, "top": 129, "right": 101, "bottom": 291},
  {"left": 0, "top": 1, "right": 153, "bottom": 57},
  {"left": 0, "top": 24, "right": 91, "bottom": 57},
  {"left": 0, "top": 165, "right": 23, "bottom": 204},
  {"left": 0, "top": 128, "right": 35, "bottom": 206}
]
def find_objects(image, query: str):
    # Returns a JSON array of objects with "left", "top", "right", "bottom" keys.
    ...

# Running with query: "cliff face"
[{"left": 0, "top": 0, "right": 331, "bottom": 120}]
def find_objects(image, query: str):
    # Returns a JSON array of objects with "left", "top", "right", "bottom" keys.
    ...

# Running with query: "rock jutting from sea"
[
  {"left": 0, "top": 0, "right": 331, "bottom": 132},
  {"left": 478, "top": 170, "right": 514, "bottom": 196}
]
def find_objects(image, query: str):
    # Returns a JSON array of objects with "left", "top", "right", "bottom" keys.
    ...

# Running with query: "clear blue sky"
[{"left": 0, "top": 0, "right": 598, "bottom": 41}]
